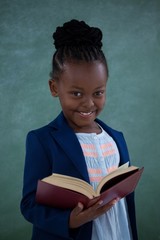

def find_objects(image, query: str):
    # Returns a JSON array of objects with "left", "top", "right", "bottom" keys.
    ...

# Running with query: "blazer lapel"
[
  {"left": 49, "top": 112, "right": 90, "bottom": 182},
  {"left": 96, "top": 119, "right": 130, "bottom": 166}
]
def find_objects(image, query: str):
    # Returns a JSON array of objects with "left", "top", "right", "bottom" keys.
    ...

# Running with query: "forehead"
[{"left": 59, "top": 61, "right": 107, "bottom": 85}]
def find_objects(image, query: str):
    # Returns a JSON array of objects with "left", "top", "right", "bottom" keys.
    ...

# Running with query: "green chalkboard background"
[{"left": 0, "top": 0, "right": 160, "bottom": 239}]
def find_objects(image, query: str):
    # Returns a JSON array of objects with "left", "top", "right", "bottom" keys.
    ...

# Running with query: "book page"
[
  {"left": 42, "top": 174, "right": 96, "bottom": 198},
  {"left": 96, "top": 164, "right": 138, "bottom": 194}
]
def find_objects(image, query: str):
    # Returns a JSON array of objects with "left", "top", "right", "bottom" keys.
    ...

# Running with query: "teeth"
[{"left": 80, "top": 112, "right": 92, "bottom": 116}]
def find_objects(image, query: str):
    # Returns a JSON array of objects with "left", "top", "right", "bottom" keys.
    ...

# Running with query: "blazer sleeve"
[{"left": 20, "top": 130, "right": 72, "bottom": 238}]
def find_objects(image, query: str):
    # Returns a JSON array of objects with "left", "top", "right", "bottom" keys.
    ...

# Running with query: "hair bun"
[{"left": 53, "top": 19, "right": 102, "bottom": 50}]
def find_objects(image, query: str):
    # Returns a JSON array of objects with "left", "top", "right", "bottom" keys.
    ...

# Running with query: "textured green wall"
[{"left": 0, "top": 0, "right": 160, "bottom": 239}]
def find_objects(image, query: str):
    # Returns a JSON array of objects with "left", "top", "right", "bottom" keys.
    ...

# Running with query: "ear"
[{"left": 49, "top": 79, "right": 58, "bottom": 97}]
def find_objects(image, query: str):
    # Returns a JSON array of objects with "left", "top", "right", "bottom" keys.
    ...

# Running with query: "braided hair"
[{"left": 50, "top": 19, "right": 108, "bottom": 78}]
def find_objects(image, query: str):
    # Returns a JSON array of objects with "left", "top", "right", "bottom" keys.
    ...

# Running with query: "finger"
[
  {"left": 108, "top": 198, "right": 119, "bottom": 206},
  {"left": 73, "top": 202, "right": 84, "bottom": 216},
  {"left": 88, "top": 200, "right": 114, "bottom": 220},
  {"left": 109, "top": 197, "right": 120, "bottom": 205},
  {"left": 101, "top": 197, "right": 120, "bottom": 207},
  {"left": 100, "top": 198, "right": 120, "bottom": 212}
]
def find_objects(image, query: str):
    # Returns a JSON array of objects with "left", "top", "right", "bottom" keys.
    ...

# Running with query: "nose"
[{"left": 82, "top": 96, "right": 94, "bottom": 108}]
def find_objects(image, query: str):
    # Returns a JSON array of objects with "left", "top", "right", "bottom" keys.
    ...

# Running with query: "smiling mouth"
[{"left": 79, "top": 112, "right": 93, "bottom": 116}]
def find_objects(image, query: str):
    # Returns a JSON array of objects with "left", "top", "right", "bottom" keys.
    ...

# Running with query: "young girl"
[{"left": 20, "top": 19, "right": 138, "bottom": 240}]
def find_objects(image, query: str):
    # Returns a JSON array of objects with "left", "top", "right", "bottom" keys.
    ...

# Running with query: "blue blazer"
[{"left": 20, "top": 112, "right": 138, "bottom": 240}]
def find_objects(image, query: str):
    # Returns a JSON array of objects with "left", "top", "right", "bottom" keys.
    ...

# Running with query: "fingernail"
[
  {"left": 78, "top": 202, "right": 83, "bottom": 209},
  {"left": 113, "top": 198, "right": 120, "bottom": 204},
  {"left": 98, "top": 200, "right": 103, "bottom": 205}
]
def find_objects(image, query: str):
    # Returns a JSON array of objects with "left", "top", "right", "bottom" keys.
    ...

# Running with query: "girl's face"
[{"left": 49, "top": 61, "right": 108, "bottom": 133}]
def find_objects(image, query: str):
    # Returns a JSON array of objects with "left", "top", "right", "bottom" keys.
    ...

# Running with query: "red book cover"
[{"left": 36, "top": 167, "right": 144, "bottom": 209}]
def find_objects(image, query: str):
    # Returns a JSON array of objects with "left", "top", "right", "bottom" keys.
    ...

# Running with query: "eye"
[
  {"left": 94, "top": 90, "right": 105, "bottom": 97},
  {"left": 71, "top": 92, "right": 82, "bottom": 97}
]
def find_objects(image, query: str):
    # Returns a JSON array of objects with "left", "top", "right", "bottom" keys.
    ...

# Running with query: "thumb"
[{"left": 74, "top": 202, "right": 84, "bottom": 215}]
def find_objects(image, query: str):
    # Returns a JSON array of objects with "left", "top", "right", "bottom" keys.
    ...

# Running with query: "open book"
[{"left": 36, "top": 163, "right": 144, "bottom": 209}]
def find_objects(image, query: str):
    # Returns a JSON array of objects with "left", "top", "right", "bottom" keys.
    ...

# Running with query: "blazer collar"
[{"left": 49, "top": 112, "right": 90, "bottom": 181}]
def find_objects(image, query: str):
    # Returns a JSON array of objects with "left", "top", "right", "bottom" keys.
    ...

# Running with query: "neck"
[{"left": 73, "top": 122, "right": 102, "bottom": 134}]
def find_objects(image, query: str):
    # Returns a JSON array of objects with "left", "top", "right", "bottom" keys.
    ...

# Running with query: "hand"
[{"left": 69, "top": 198, "right": 119, "bottom": 229}]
